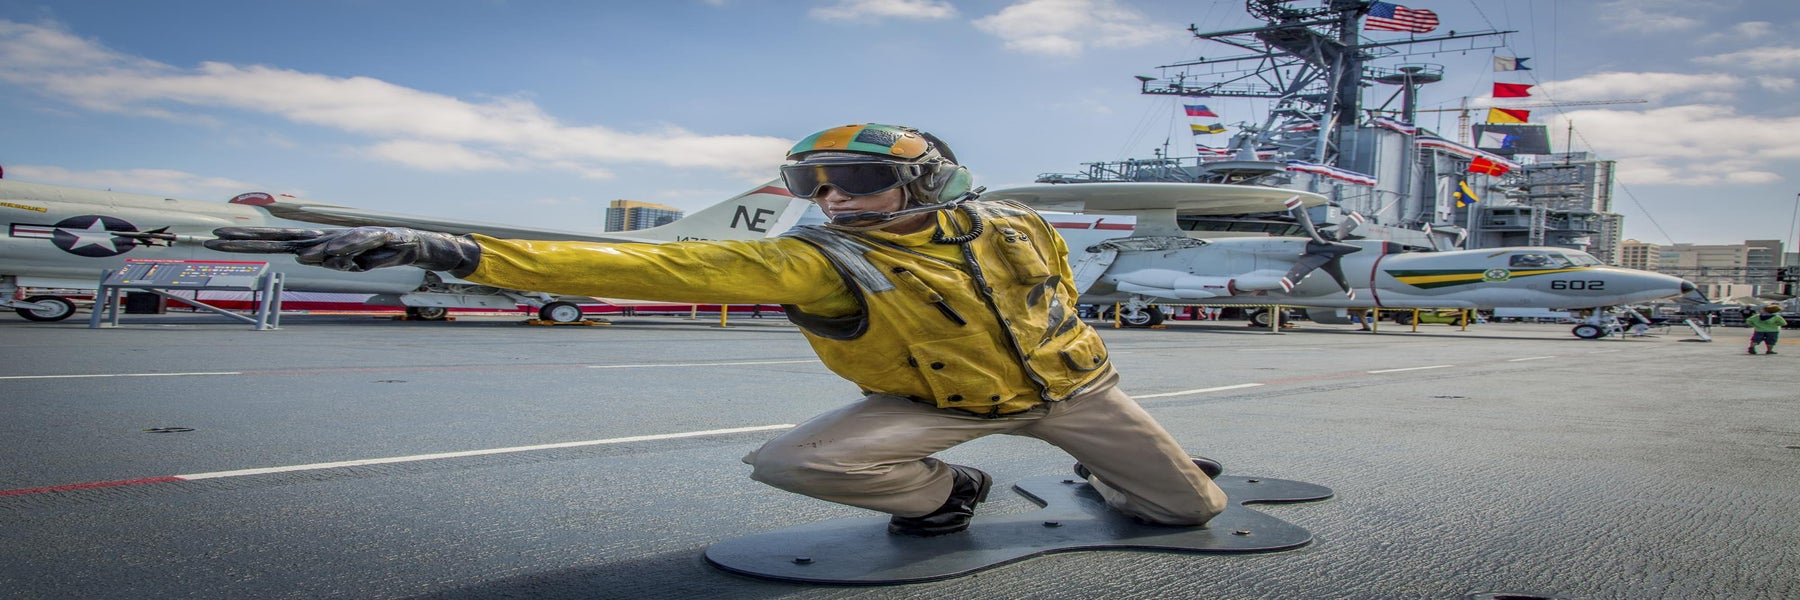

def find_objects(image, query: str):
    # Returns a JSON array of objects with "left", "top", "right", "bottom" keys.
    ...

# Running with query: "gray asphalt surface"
[{"left": 2, "top": 311, "right": 1794, "bottom": 599}]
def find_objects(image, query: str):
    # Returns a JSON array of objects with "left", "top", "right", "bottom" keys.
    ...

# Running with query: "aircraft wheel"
[
  {"left": 16, "top": 295, "right": 76, "bottom": 322},
  {"left": 1571, "top": 324, "right": 1605, "bottom": 339},
  {"left": 406, "top": 306, "right": 449, "bottom": 321},
  {"left": 1392, "top": 312, "right": 1415, "bottom": 325},
  {"left": 1119, "top": 305, "right": 1165, "bottom": 327},
  {"left": 538, "top": 301, "right": 584, "bottom": 323},
  {"left": 1249, "top": 309, "right": 1272, "bottom": 327}
]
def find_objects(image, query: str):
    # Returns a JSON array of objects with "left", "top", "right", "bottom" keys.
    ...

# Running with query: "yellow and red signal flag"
[{"left": 1486, "top": 108, "right": 1530, "bottom": 124}]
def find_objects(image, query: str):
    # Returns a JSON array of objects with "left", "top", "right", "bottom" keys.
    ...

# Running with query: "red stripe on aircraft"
[
  {"left": 0, "top": 476, "right": 187, "bottom": 497},
  {"left": 1367, "top": 246, "right": 1390, "bottom": 307},
  {"left": 10, "top": 224, "right": 55, "bottom": 237},
  {"left": 1050, "top": 222, "right": 1134, "bottom": 230}
]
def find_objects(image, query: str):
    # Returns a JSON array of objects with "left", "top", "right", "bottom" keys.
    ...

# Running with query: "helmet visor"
[{"left": 781, "top": 162, "right": 921, "bottom": 198}]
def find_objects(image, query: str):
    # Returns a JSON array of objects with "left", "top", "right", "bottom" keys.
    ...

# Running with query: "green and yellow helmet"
[{"left": 782, "top": 123, "right": 973, "bottom": 204}]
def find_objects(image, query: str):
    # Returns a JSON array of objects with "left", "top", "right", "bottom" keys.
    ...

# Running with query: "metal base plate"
[{"left": 705, "top": 474, "right": 1333, "bottom": 585}]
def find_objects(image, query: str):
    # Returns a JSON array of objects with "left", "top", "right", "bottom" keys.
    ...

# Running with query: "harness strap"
[{"left": 782, "top": 226, "right": 896, "bottom": 293}]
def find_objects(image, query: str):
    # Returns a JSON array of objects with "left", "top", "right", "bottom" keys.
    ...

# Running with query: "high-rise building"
[
  {"left": 1618, "top": 239, "right": 1661, "bottom": 271},
  {"left": 605, "top": 200, "right": 684, "bottom": 232},
  {"left": 1746, "top": 239, "right": 1784, "bottom": 271}
]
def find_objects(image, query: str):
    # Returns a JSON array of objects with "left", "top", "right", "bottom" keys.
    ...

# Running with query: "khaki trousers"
[{"left": 742, "top": 369, "right": 1228, "bottom": 525}]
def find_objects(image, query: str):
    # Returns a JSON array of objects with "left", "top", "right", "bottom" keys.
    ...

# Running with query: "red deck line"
[{"left": 0, "top": 476, "right": 187, "bottom": 497}]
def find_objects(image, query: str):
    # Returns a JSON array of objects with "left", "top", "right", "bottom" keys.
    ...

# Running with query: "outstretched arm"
[
  {"left": 207, "top": 226, "right": 856, "bottom": 312},
  {"left": 207, "top": 227, "right": 481, "bottom": 276}
]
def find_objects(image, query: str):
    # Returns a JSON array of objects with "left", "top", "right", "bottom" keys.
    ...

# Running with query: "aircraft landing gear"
[
  {"left": 405, "top": 306, "right": 449, "bottom": 321},
  {"left": 1571, "top": 323, "right": 1606, "bottom": 339},
  {"left": 1102, "top": 304, "right": 1165, "bottom": 327},
  {"left": 1248, "top": 308, "right": 1296, "bottom": 327},
  {"left": 14, "top": 295, "right": 76, "bottom": 322},
  {"left": 537, "top": 301, "right": 584, "bottom": 323}
]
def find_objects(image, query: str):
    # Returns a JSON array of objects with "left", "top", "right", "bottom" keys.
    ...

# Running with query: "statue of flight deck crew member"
[{"left": 207, "top": 123, "right": 1227, "bottom": 536}]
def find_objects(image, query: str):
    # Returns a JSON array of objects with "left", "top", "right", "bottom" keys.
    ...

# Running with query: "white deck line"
[
  {"left": 585, "top": 359, "right": 816, "bottom": 369},
  {"left": 176, "top": 424, "right": 796, "bottom": 480},
  {"left": 1137, "top": 383, "right": 1265, "bottom": 399},
  {"left": 1367, "top": 365, "right": 1454, "bottom": 374}
]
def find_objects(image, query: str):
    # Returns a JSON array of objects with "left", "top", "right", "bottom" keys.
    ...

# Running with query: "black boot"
[
  {"left": 887, "top": 464, "right": 991, "bottom": 537},
  {"left": 1074, "top": 456, "right": 1224, "bottom": 481}
]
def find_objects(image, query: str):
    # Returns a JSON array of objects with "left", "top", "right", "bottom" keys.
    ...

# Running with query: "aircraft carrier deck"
[{"left": 2, "top": 313, "right": 1794, "bottom": 599}]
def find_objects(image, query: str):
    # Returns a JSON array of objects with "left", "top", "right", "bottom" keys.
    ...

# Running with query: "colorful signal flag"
[
  {"left": 1486, "top": 108, "right": 1530, "bottom": 124},
  {"left": 1184, "top": 104, "right": 1219, "bottom": 117},
  {"left": 1493, "top": 83, "right": 1533, "bottom": 98},
  {"left": 1467, "top": 156, "right": 1512, "bottom": 176},
  {"left": 1493, "top": 56, "right": 1531, "bottom": 71},
  {"left": 1455, "top": 178, "right": 1482, "bottom": 207}
]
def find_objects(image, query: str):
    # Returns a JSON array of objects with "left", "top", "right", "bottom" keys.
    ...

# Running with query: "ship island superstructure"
[{"left": 1035, "top": 0, "right": 1626, "bottom": 262}]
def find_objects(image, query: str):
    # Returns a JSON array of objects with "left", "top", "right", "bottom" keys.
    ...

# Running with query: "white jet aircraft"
[
  {"left": 0, "top": 177, "right": 810, "bottom": 322},
  {"left": 987, "top": 182, "right": 1698, "bottom": 328}
]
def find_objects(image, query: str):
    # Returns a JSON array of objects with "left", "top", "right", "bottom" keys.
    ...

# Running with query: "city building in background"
[
  {"left": 1619, "top": 239, "right": 1662, "bottom": 272},
  {"left": 1624, "top": 239, "right": 1789, "bottom": 301},
  {"left": 605, "top": 200, "right": 683, "bottom": 232}
]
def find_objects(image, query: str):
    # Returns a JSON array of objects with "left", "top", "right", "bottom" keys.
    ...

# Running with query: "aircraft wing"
[
  {"left": 2, "top": 178, "right": 804, "bottom": 323},
  {"left": 251, "top": 203, "right": 664, "bottom": 243},
  {"left": 983, "top": 182, "right": 1328, "bottom": 216}
]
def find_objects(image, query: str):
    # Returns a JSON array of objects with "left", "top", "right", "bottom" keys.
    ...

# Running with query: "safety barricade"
[{"left": 1104, "top": 303, "right": 1478, "bottom": 334}]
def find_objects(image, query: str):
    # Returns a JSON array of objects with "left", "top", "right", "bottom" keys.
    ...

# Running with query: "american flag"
[{"left": 1365, "top": 1, "right": 1438, "bottom": 33}]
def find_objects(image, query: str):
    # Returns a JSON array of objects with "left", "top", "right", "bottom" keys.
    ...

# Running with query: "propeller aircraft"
[
  {"left": 989, "top": 182, "right": 1698, "bottom": 329},
  {"left": 1, "top": 177, "right": 810, "bottom": 322}
]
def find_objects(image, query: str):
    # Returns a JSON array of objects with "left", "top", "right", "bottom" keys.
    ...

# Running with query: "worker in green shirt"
[{"left": 1746, "top": 304, "right": 1787, "bottom": 355}]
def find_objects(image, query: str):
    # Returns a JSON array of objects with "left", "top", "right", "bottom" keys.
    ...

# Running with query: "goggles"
[{"left": 781, "top": 162, "right": 923, "bottom": 198}]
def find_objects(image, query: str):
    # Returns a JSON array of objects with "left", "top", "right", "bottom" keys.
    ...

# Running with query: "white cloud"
[
  {"left": 1696, "top": 46, "right": 1800, "bottom": 71},
  {"left": 3, "top": 164, "right": 260, "bottom": 198},
  {"left": 1756, "top": 76, "right": 1798, "bottom": 92},
  {"left": 972, "top": 0, "right": 1172, "bottom": 57},
  {"left": 1732, "top": 21, "right": 1773, "bottom": 38},
  {"left": 809, "top": 0, "right": 956, "bottom": 22},
  {"left": 1697, "top": 21, "right": 1773, "bottom": 44},
  {"left": 1534, "top": 72, "right": 1743, "bottom": 103},
  {"left": 1599, "top": 0, "right": 1700, "bottom": 32},
  {"left": 0, "top": 20, "right": 793, "bottom": 178},
  {"left": 1550, "top": 104, "right": 1800, "bottom": 186},
  {"left": 364, "top": 140, "right": 521, "bottom": 173}
]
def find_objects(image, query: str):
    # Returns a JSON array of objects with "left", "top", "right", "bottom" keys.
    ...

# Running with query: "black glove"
[{"left": 205, "top": 226, "right": 482, "bottom": 276}]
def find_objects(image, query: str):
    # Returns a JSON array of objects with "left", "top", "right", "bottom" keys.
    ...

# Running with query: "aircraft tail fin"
[
  {"left": 628, "top": 180, "right": 810, "bottom": 242},
  {"left": 221, "top": 180, "right": 810, "bottom": 243}
]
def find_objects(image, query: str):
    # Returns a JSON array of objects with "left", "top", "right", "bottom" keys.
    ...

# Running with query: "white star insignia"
[{"left": 60, "top": 219, "right": 121, "bottom": 252}]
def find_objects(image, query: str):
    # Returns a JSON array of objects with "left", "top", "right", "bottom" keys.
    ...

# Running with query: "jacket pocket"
[
  {"left": 992, "top": 225, "right": 1053, "bottom": 285},
  {"left": 890, "top": 268, "right": 966, "bottom": 325},
  {"left": 1056, "top": 332, "right": 1110, "bottom": 373},
  {"left": 908, "top": 332, "right": 1018, "bottom": 407}
]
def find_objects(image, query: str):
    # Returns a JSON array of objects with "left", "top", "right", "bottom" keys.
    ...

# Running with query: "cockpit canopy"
[{"left": 1506, "top": 250, "right": 1601, "bottom": 269}]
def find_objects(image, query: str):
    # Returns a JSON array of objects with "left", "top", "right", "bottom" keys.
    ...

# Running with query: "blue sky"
[{"left": 2, "top": 0, "right": 1796, "bottom": 246}]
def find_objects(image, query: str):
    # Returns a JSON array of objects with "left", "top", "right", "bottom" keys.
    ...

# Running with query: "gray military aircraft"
[
  {"left": 992, "top": 182, "right": 1698, "bottom": 329},
  {"left": 1, "top": 177, "right": 809, "bottom": 322}
]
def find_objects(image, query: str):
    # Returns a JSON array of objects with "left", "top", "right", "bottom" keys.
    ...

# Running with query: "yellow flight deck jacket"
[{"left": 465, "top": 199, "right": 1110, "bottom": 416}]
